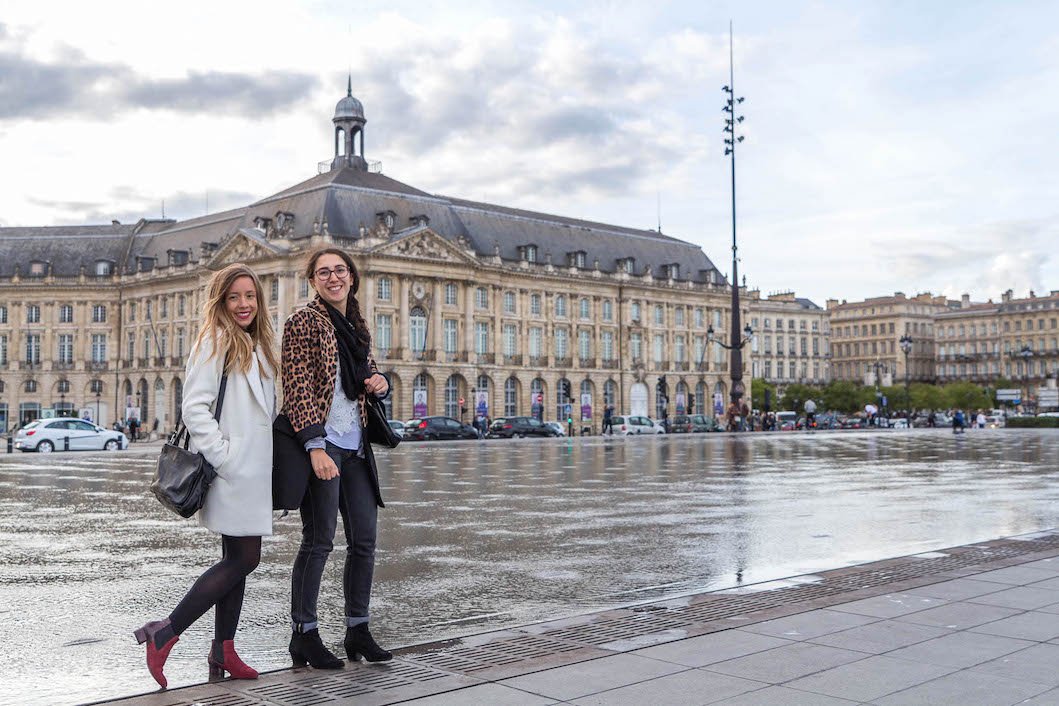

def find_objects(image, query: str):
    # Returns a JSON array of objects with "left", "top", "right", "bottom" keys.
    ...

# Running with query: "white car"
[
  {"left": 610, "top": 415, "right": 665, "bottom": 435},
  {"left": 15, "top": 418, "right": 128, "bottom": 453},
  {"left": 890, "top": 418, "right": 909, "bottom": 429},
  {"left": 387, "top": 420, "right": 406, "bottom": 438},
  {"left": 543, "top": 421, "right": 568, "bottom": 437}
]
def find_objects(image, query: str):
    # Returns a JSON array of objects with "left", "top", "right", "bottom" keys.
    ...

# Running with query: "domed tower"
[{"left": 331, "top": 75, "right": 367, "bottom": 171}]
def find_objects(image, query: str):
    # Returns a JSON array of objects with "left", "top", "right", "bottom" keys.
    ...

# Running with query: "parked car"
[
  {"left": 487, "top": 416, "right": 560, "bottom": 439},
  {"left": 387, "top": 419, "right": 406, "bottom": 438},
  {"left": 985, "top": 415, "right": 1006, "bottom": 428},
  {"left": 402, "top": 416, "right": 480, "bottom": 441},
  {"left": 775, "top": 411, "right": 798, "bottom": 429},
  {"left": 890, "top": 418, "right": 909, "bottom": 429},
  {"left": 668, "top": 415, "right": 693, "bottom": 433},
  {"left": 689, "top": 414, "right": 722, "bottom": 432},
  {"left": 650, "top": 418, "right": 670, "bottom": 433},
  {"left": 610, "top": 415, "right": 664, "bottom": 435},
  {"left": 15, "top": 418, "right": 128, "bottom": 453},
  {"left": 543, "top": 421, "right": 568, "bottom": 437}
]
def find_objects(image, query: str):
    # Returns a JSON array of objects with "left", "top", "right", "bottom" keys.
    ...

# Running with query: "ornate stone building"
[
  {"left": 827, "top": 292, "right": 951, "bottom": 387},
  {"left": 746, "top": 291, "right": 831, "bottom": 390},
  {"left": 0, "top": 88, "right": 741, "bottom": 432}
]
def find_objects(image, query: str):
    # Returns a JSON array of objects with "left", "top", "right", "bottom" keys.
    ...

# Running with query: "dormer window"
[
  {"left": 253, "top": 216, "right": 272, "bottom": 232},
  {"left": 618, "top": 258, "right": 635, "bottom": 274},
  {"left": 29, "top": 261, "right": 46, "bottom": 277},
  {"left": 664, "top": 263, "right": 680, "bottom": 279},
  {"left": 376, "top": 211, "right": 396, "bottom": 229},
  {"left": 519, "top": 244, "right": 538, "bottom": 263},
  {"left": 274, "top": 211, "right": 294, "bottom": 232},
  {"left": 410, "top": 214, "right": 430, "bottom": 227},
  {"left": 136, "top": 256, "right": 156, "bottom": 273},
  {"left": 94, "top": 260, "right": 113, "bottom": 276},
  {"left": 567, "top": 251, "right": 587, "bottom": 269},
  {"left": 167, "top": 250, "right": 189, "bottom": 267}
]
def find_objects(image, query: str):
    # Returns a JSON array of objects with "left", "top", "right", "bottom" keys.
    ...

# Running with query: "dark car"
[
  {"left": 688, "top": 414, "right": 721, "bottom": 432},
  {"left": 403, "top": 416, "right": 480, "bottom": 441},
  {"left": 487, "top": 416, "right": 559, "bottom": 439},
  {"left": 668, "top": 415, "right": 693, "bottom": 433}
]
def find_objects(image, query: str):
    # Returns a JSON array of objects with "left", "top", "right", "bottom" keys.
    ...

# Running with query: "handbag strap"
[{"left": 171, "top": 352, "right": 230, "bottom": 450}]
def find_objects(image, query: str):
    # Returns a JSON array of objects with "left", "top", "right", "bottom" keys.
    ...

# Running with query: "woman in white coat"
[{"left": 134, "top": 263, "right": 278, "bottom": 689}]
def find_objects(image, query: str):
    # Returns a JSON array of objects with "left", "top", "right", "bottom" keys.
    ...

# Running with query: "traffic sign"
[
  {"left": 996, "top": 389, "right": 1021, "bottom": 401},
  {"left": 1039, "top": 389, "right": 1059, "bottom": 407}
]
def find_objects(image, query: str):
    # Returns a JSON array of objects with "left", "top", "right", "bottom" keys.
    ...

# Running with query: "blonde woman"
[{"left": 134, "top": 263, "right": 278, "bottom": 688}]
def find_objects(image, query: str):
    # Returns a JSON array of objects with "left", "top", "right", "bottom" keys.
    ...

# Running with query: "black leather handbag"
[
  {"left": 151, "top": 366, "right": 229, "bottom": 518},
  {"left": 365, "top": 394, "right": 401, "bottom": 449},
  {"left": 272, "top": 413, "right": 312, "bottom": 511}
]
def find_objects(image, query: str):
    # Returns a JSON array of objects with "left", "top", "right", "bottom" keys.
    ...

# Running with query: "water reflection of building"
[{"left": 0, "top": 87, "right": 744, "bottom": 430}]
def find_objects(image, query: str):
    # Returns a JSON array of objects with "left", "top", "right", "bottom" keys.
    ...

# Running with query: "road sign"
[
  {"left": 1039, "top": 389, "right": 1059, "bottom": 407},
  {"left": 996, "top": 389, "right": 1021, "bottom": 401}
]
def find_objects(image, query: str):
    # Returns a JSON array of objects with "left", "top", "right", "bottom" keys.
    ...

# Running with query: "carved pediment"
[
  {"left": 369, "top": 229, "right": 478, "bottom": 265},
  {"left": 209, "top": 229, "right": 287, "bottom": 269}
]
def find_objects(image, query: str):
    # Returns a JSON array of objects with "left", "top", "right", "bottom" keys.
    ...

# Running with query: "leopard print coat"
[{"left": 281, "top": 295, "right": 387, "bottom": 506}]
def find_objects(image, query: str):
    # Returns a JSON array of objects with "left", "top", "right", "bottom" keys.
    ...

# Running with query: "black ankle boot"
[
  {"left": 289, "top": 629, "right": 344, "bottom": 669},
  {"left": 344, "top": 623, "right": 392, "bottom": 662}
]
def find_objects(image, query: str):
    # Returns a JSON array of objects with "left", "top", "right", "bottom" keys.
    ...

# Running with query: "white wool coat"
[{"left": 181, "top": 337, "right": 276, "bottom": 536}]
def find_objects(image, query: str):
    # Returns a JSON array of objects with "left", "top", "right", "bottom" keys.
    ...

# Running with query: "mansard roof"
[{"left": 1, "top": 166, "right": 724, "bottom": 284}]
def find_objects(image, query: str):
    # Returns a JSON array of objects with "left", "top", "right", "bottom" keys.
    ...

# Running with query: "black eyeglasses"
[{"left": 313, "top": 265, "right": 350, "bottom": 280}]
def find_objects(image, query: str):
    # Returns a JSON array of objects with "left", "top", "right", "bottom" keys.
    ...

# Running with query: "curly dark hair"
[{"left": 304, "top": 247, "right": 372, "bottom": 350}]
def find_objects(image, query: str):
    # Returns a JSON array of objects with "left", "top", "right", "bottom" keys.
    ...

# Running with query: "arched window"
[
  {"left": 444, "top": 375, "right": 461, "bottom": 419},
  {"left": 530, "top": 377, "right": 545, "bottom": 419},
  {"left": 409, "top": 307, "right": 427, "bottom": 352},
  {"left": 603, "top": 379, "right": 616, "bottom": 408},
  {"left": 504, "top": 377, "right": 519, "bottom": 416}
]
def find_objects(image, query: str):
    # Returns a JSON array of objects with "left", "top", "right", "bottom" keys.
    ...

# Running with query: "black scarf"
[{"left": 322, "top": 300, "right": 372, "bottom": 401}]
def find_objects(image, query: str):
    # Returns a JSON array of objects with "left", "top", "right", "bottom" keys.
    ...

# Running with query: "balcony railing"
[
  {"left": 154, "top": 357, "right": 167, "bottom": 367},
  {"left": 695, "top": 362, "right": 709, "bottom": 372},
  {"left": 554, "top": 356, "right": 572, "bottom": 368},
  {"left": 528, "top": 356, "right": 548, "bottom": 367},
  {"left": 375, "top": 348, "right": 391, "bottom": 360},
  {"left": 137, "top": 358, "right": 150, "bottom": 368},
  {"left": 503, "top": 354, "right": 523, "bottom": 366},
  {"left": 445, "top": 351, "right": 468, "bottom": 363},
  {"left": 20, "top": 361, "right": 40, "bottom": 371},
  {"left": 170, "top": 356, "right": 184, "bottom": 367},
  {"left": 412, "top": 349, "right": 436, "bottom": 362},
  {"left": 52, "top": 361, "right": 75, "bottom": 371},
  {"left": 578, "top": 357, "right": 596, "bottom": 368},
  {"left": 88, "top": 361, "right": 109, "bottom": 372},
  {"left": 602, "top": 359, "right": 619, "bottom": 369},
  {"left": 122, "top": 360, "right": 133, "bottom": 369},
  {"left": 476, "top": 352, "right": 495, "bottom": 365},
  {"left": 674, "top": 361, "right": 689, "bottom": 371}
]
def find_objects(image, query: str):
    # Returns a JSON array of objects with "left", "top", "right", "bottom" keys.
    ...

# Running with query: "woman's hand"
[
  {"left": 364, "top": 373, "right": 389, "bottom": 397},
  {"left": 309, "top": 448, "right": 339, "bottom": 480}
]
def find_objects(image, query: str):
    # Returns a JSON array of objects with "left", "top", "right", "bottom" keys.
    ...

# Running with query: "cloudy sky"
[{"left": 1, "top": 0, "right": 1056, "bottom": 304}]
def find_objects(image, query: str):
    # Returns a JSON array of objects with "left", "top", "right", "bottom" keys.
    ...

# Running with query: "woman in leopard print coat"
[{"left": 283, "top": 247, "right": 393, "bottom": 669}]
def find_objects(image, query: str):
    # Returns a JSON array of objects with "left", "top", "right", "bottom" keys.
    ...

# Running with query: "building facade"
[
  {"left": 827, "top": 292, "right": 950, "bottom": 387},
  {"left": 746, "top": 291, "right": 831, "bottom": 389},
  {"left": 0, "top": 89, "right": 743, "bottom": 432}
]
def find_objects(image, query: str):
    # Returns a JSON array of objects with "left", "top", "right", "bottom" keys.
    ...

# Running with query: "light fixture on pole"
[{"left": 899, "top": 334, "right": 913, "bottom": 414}]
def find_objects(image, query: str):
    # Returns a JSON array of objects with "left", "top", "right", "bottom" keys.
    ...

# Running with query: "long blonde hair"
[{"left": 192, "top": 263, "right": 280, "bottom": 376}]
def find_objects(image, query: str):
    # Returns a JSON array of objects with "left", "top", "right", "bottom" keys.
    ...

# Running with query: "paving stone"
[
  {"left": 719, "top": 685, "right": 859, "bottom": 705},
  {"left": 906, "top": 578, "right": 1010, "bottom": 601},
  {"left": 969, "top": 642, "right": 1059, "bottom": 686},
  {"left": 972, "top": 566, "right": 1059, "bottom": 586},
  {"left": 809, "top": 619, "right": 952, "bottom": 654},
  {"left": 967, "top": 585, "right": 1059, "bottom": 610},
  {"left": 970, "top": 610, "right": 1059, "bottom": 642},
  {"left": 1027, "top": 575, "right": 1059, "bottom": 591},
  {"left": 740, "top": 609, "right": 878, "bottom": 640},
  {"left": 702, "top": 642, "right": 867, "bottom": 684},
  {"left": 632, "top": 629, "right": 794, "bottom": 667},
  {"left": 396, "top": 682, "right": 557, "bottom": 705},
  {"left": 884, "top": 630, "right": 1034, "bottom": 668},
  {"left": 498, "top": 653, "right": 684, "bottom": 701},
  {"left": 1017, "top": 688, "right": 1059, "bottom": 705},
  {"left": 1019, "top": 558, "right": 1059, "bottom": 571},
  {"left": 569, "top": 668, "right": 766, "bottom": 705},
  {"left": 786, "top": 655, "right": 955, "bottom": 702},
  {"left": 894, "top": 601, "right": 1021, "bottom": 629},
  {"left": 869, "top": 670, "right": 1050, "bottom": 706},
  {"left": 829, "top": 592, "right": 947, "bottom": 618}
]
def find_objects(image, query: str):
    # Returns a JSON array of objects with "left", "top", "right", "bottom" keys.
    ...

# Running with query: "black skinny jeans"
[
  {"left": 291, "top": 443, "right": 378, "bottom": 631},
  {"left": 168, "top": 534, "right": 261, "bottom": 641}
]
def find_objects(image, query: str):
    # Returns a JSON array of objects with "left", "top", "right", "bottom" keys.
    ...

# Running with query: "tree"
[
  {"left": 943, "top": 382, "right": 992, "bottom": 411},
  {"left": 751, "top": 379, "right": 776, "bottom": 412},
  {"left": 820, "top": 381, "right": 864, "bottom": 413},
  {"left": 909, "top": 382, "right": 946, "bottom": 411},
  {"left": 780, "top": 383, "right": 820, "bottom": 413}
]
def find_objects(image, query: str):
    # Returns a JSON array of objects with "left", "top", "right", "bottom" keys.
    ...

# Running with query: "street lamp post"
[
  {"left": 899, "top": 334, "right": 913, "bottom": 416},
  {"left": 1020, "top": 345, "right": 1033, "bottom": 411},
  {"left": 721, "top": 21, "right": 748, "bottom": 406},
  {"left": 59, "top": 391, "right": 66, "bottom": 418},
  {"left": 95, "top": 391, "right": 101, "bottom": 426}
]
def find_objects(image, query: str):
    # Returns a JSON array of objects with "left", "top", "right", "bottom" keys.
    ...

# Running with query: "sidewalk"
[{"left": 99, "top": 530, "right": 1059, "bottom": 706}]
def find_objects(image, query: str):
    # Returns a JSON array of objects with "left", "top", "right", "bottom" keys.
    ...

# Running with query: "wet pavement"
[{"left": 1, "top": 429, "right": 1057, "bottom": 705}]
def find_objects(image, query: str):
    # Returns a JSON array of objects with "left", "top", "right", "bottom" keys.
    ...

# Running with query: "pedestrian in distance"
[
  {"left": 953, "top": 409, "right": 966, "bottom": 434},
  {"left": 602, "top": 404, "right": 613, "bottom": 435},
  {"left": 134, "top": 263, "right": 278, "bottom": 688},
  {"left": 976, "top": 410, "right": 986, "bottom": 429},
  {"left": 283, "top": 247, "right": 393, "bottom": 670}
]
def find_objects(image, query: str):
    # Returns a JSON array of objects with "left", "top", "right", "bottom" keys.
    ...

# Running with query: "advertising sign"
[
  {"left": 531, "top": 391, "right": 543, "bottom": 420},
  {"left": 675, "top": 392, "right": 686, "bottom": 414},
  {"left": 580, "top": 393, "right": 592, "bottom": 419},
  {"left": 125, "top": 406, "right": 141, "bottom": 422},
  {"left": 475, "top": 390, "right": 488, "bottom": 416},
  {"left": 713, "top": 392, "right": 724, "bottom": 415},
  {"left": 412, "top": 390, "right": 427, "bottom": 418}
]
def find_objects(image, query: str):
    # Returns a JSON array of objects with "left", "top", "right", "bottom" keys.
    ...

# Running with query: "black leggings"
[{"left": 169, "top": 535, "right": 261, "bottom": 641}]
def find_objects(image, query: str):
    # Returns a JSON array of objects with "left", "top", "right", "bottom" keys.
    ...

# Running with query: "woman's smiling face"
[
  {"left": 225, "top": 275, "right": 258, "bottom": 330},
  {"left": 310, "top": 253, "right": 351, "bottom": 306}
]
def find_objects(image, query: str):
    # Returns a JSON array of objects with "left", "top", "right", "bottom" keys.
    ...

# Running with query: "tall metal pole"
[{"left": 724, "top": 21, "right": 745, "bottom": 404}]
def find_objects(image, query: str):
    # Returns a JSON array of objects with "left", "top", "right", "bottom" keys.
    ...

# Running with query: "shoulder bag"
[
  {"left": 272, "top": 412, "right": 312, "bottom": 511},
  {"left": 364, "top": 393, "right": 401, "bottom": 449},
  {"left": 151, "top": 358, "right": 229, "bottom": 518}
]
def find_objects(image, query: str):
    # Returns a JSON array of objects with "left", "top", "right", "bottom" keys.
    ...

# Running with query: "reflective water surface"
[{"left": 1, "top": 430, "right": 1057, "bottom": 705}]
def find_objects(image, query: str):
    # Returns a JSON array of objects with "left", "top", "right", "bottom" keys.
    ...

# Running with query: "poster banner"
[
  {"left": 580, "top": 393, "right": 592, "bottom": 419},
  {"left": 713, "top": 393, "right": 724, "bottom": 416},
  {"left": 413, "top": 390, "right": 427, "bottom": 418},
  {"left": 475, "top": 390, "right": 488, "bottom": 416},
  {"left": 675, "top": 392, "right": 686, "bottom": 414}
]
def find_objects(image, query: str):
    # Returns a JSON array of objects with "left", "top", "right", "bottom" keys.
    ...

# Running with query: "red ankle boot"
[
  {"left": 208, "top": 639, "right": 259, "bottom": 680},
  {"left": 133, "top": 619, "right": 179, "bottom": 689}
]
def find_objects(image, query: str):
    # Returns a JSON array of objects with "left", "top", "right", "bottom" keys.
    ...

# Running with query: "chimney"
[
  {"left": 961, "top": 293, "right": 970, "bottom": 308},
  {"left": 1002, "top": 289, "right": 1013, "bottom": 302}
]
